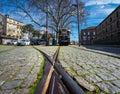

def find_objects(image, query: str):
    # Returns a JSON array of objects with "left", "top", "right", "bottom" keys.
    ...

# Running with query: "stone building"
[
  {"left": 81, "top": 26, "right": 96, "bottom": 45},
  {"left": 0, "top": 14, "right": 4, "bottom": 44},
  {"left": 94, "top": 5, "right": 120, "bottom": 45},
  {"left": 0, "top": 14, "right": 24, "bottom": 44}
]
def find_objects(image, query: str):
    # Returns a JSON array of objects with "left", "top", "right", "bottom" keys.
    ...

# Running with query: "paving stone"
[
  {"left": 15, "top": 88, "right": 30, "bottom": 94},
  {"left": 110, "top": 68, "right": 120, "bottom": 73},
  {"left": 0, "top": 89, "right": 16, "bottom": 94},
  {"left": 85, "top": 74, "right": 102, "bottom": 83},
  {"left": 31, "top": 67, "right": 40, "bottom": 74},
  {"left": 22, "top": 74, "right": 37, "bottom": 87},
  {"left": 113, "top": 72, "right": 120, "bottom": 78},
  {"left": 19, "top": 67, "right": 31, "bottom": 75},
  {"left": 95, "top": 68, "right": 110, "bottom": 73},
  {"left": 0, "top": 72, "right": 13, "bottom": 82},
  {"left": 74, "top": 76, "right": 95, "bottom": 91},
  {"left": 0, "top": 71, "right": 3, "bottom": 75},
  {"left": 64, "top": 67, "right": 71, "bottom": 71},
  {"left": 60, "top": 61, "right": 69, "bottom": 68},
  {"left": 98, "top": 73, "right": 117, "bottom": 80},
  {"left": 77, "top": 70, "right": 89, "bottom": 75},
  {"left": 82, "top": 64, "right": 92, "bottom": 70},
  {"left": 112, "top": 80, "right": 120, "bottom": 88},
  {"left": 14, "top": 73, "right": 28, "bottom": 80},
  {"left": 1, "top": 80, "right": 22, "bottom": 89},
  {"left": 73, "top": 65, "right": 83, "bottom": 71},
  {"left": 66, "top": 71, "right": 77, "bottom": 77},
  {"left": 97, "top": 82, "right": 120, "bottom": 93}
]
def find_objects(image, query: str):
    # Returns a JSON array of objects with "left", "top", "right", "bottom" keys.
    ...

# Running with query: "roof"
[
  {"left": 86, "top": 26, "right": 96, "bottom": 29},
  {"left": 4, "top": 14, "right": 24, "bottom": 24},
  {"left": 81, "top": 26, "right": 96, "bottom": 31}
]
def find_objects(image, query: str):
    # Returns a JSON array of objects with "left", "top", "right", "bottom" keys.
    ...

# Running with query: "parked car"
[
  {"left": 12, "top": 40, "right": 17, "bottom": 45},
  {"left": 7, "top": 40, "right": 17, "bottom": 45},
  {"left": 7, "top": 41, "right": 13, "bottom": 45},
  {"left": 17, "top": 39, "right": 30, "bottom": 46}
]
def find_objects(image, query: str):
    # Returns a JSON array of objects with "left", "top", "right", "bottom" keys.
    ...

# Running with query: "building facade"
[
  {"left": 0, "top": 14, "right": 4, "bottom": 44},
  {"left": 94, "top": 5, "right": 120, "bottom": 45},
  {"left": 0, "top": 14, "right": 24, "bottom": 44},
  {"left": 81, "top": 26, "right": 96, "bottom": 45}
]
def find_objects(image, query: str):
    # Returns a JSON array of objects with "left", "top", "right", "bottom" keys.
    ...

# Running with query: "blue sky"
[
  {"left": 71, "top": 0, "right": 120, "bottom": 41},
  {"left": 1, "top": 0, "right": 120, "bottom": 41}
]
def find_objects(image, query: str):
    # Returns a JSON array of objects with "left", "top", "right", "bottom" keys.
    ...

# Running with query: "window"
[
  {"left": 88, "top": 32, "right": 90, "bottom": 35},
  {"left": 17, "top": 26, "right": 19, "bottom": 29},
  {"left": 110, "top": 17, "right": 112, "bottom": 22},
  {"left": 118, "top": 32, "right": 120, "bottom": 37},
  {"left": 117, "top": 21, "right": 120, "bottom": 28},
  {"left": 93, "top": 32, "right": 96, "bottom": 35},
  {"left": 106, "top": 28, "right": 108, "bottom": 32},
  {"left": 116, "top": 11, "right": 119, "bottom": 17},
  {"left": 83, "top": 32, "right": 86, "bottom": 35},
  {"left": 110, "top": 25, "right": 112, "bottom": 30},
  {"left": 105, "top": 21, "right": 107, "bottom": 25},
  {"left": 111, "top": 35, "right": 113, "bottom": 39}
]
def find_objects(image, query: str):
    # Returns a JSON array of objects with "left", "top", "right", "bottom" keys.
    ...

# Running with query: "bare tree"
[{"left": 0, "top": 0, "right": 88, "bottom": 42}]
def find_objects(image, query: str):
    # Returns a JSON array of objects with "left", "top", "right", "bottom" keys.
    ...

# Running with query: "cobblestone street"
[
  {"left": 59, "top": 46, "right": 120, "bottom": 94},
  {"left": 0, "top": 45, "right": 120, "bottom": 94},
  {"left": 0, "top": 46, "right": 43, "bottom": 94}
]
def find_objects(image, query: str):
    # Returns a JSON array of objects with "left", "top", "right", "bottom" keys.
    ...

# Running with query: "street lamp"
[
  {"left": 46, "top": 0, "right": 48, "bottom": 46},
  {"left": 72, "top": 0, "right": 81, "bottom": 46}
]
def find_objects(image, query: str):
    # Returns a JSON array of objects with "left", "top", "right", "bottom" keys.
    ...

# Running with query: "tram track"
[{"left": 33, "top": 46, "right": 85, "bottom": 94}]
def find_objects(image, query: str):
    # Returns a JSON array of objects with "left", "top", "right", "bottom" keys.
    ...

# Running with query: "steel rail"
[{"left": 34, "top": 46, "right": 85, "bottom": 94}]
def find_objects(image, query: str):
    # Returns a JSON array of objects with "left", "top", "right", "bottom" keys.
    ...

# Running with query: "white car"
[
  {"left": 7, "top": 40, "right": 17, "bottom": 45},
  {"left": 24, "top": 40, "right": 30, "bottom": 45},
  {"left": 12, "top": 40, "right": 18, "bottom": 45},
  {"left": 17, "top": 39, "right": 30, "bottom": 46}
]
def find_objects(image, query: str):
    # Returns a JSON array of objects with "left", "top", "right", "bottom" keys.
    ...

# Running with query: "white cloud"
[
  {"left": 100, "top": 5, "right": 105, "bottom": 9},
  {"left": 85, "top": 0, "right": 120, "bottom": 6},
  {"left": 15, "top": 11, "right": 26, "bottom": 17},
  {"left": 102, "top": 8, "right": 115, "bottom": 15}
]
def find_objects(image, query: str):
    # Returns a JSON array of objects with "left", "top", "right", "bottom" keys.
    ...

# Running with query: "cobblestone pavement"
[
  {"left": 34, "top": 46, "right": 58, "bottom": 58},
  {"left": 0, "top": 45, "right": 15, "bottom": 53},
  {"left": 0, "top": 46, "right": 43, "bottom": 94},
  {"left": 59, "top": 46, "right": 120, "bottom": 94}
]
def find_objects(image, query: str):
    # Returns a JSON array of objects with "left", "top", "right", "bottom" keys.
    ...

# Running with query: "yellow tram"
[{"left": 58, "top": 28, "right": 70, "bottom": 46}]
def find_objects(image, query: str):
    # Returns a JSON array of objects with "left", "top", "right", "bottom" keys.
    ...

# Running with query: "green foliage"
[
  {"left": 21, "top": 24, "right": 34, "bottom": 33},
  {"left": 29, "top": 57, "right": 45, "bottom": 94},
  {"left": 69, "top": 66, "right": 77, "bottom": 73}
]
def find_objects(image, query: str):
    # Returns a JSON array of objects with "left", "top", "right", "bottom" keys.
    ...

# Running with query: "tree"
[
  {"left": 0, "top": 0, "right": 88, "bottom": 42},
  {"left": 21, "top": 24, "right": 34, "bottom": 33}
]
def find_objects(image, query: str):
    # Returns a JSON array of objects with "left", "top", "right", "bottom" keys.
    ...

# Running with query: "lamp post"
[
  {"left": 46, "top": 0, "right": 48, "bottom": 46},
  {"left": 77, "top": 0, "right": 81, "bottom": 46},
  {"left": 72, "top": 0, "right": 81, "bottom": 46}
]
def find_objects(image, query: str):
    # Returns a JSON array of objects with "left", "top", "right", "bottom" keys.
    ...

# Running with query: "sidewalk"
[{"left": 70, "top": 45, "right": 120, "bottom": 59}]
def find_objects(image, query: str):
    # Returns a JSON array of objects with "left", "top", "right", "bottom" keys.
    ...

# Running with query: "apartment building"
[
  {"left": 94, "top": 5, "right": 120, "bottom": 45},
  {"left": 0, "top": 14, "right": 24, "bottom": 44},
  {"left": 0, "top": 14, "right": 4, "bottom": 44},
  {"left": 81, "top": 26, "right": 96, "bottom": 45}
]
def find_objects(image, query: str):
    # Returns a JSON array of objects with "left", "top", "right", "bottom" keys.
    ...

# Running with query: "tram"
[{"left": 58, "top": 28, "right": 70, "bottom": 46}]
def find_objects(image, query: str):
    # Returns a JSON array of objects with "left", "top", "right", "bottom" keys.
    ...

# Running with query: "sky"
[
  {"left": 71, "top": 0, "right": 120, "bottom": 41},
  {"left": 1, "top": 0, "right": 120, "bottom": 41}
]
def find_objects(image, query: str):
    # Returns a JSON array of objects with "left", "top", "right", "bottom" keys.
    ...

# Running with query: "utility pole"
[
  {"left": 46, "top": 0, "right": 48, "bottom": 46},
  {"left": 76, "top": 0, "right": 80, "bottom": 46}
]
